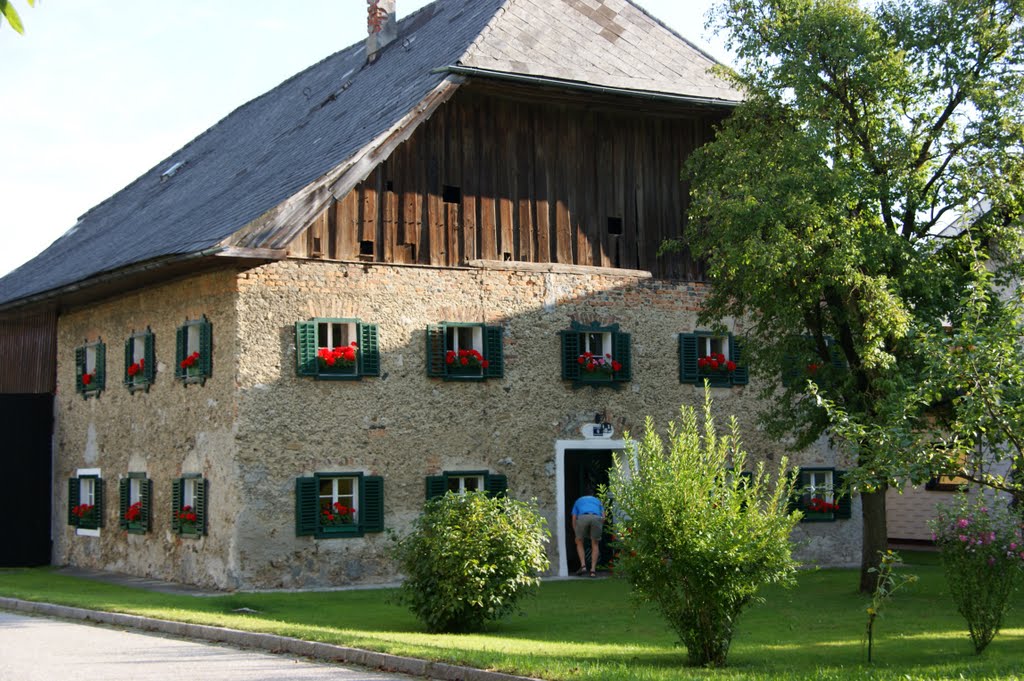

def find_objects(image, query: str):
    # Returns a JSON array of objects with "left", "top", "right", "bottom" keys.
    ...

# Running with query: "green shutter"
[
  {"left": 296, "top": 321, "right": 318, "bottom": 377},
  {"left": 425, "top": 325, "right": 446, "bottom": 377},
  {"left": 143, "top": 330, "right": 156, "bottom": 384},
  {"left": 485, "top": 474, "right": 508, "bottom": 497},
  {"left": 484, "top": 325, "right": 504, "bottom": 379},
  {"left": 94, "top": 478, "right": 104, "bottom": 528},
  {"left": 361, "top": 476, "right": 385, "bottom": 533},
  {"left": 679, "top": 333, "right": 699, "bottom": 383},
  {"left": 194, "top": 478, "right": 208, "bottom": 536},
  {"left": 94, "top": 343, "right": 106, "bottom": 392},
  {"left": 68, "top": 478, "right": 80, "bottom": 526},
  {"left": 359, "top": 323, "right": 381, "bottom": 377},
  {"left": 613, "top": 332, "right": 631, "bottom": 381},
  {"left": 425, "top": 475, "right": 447, "bottom": 500},
  {"left": 119, "top": 478, "right": 129, "bottom": 530},
  {"left": 561, "top": 331, "right": 581, "bottom": 380},
  {"left": 175, "top": 326, "right": 186, "bottom": 380},
  {"left": 75, "top": 347, "right": 87, "bottom": 394},
  {"left": 123, "top": 338, "right": 133, "bottom": 387},
  {"left": 730, "top": 335, "right": 749, "bottom": 385},
  {"left": 834, "top": 470, "right": 852, "bottom": 519},
  {"left": 141, "top": 478, "right": 152, "bottom": 532},
  {"left": 295, "top": 477, "right": 319, "bottom": 536},
  {"left": 198, "top": 318, "right": 213, "bottom": 381},
  {"left": 171, "top": 478, "right": 183, "bottom": 532}
]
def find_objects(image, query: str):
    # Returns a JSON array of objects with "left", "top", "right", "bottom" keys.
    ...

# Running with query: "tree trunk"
[{"left": 859, "top": 486, "right": 888, "bottom": 594}]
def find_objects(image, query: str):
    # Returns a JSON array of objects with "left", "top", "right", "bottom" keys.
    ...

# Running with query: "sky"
[{"left": 0, "top": 0, "right": 732, "bottom": 278}]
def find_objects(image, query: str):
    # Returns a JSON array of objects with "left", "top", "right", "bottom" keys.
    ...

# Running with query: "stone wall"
[
  {"left": 52, "top": 258, "right": 861, "bottom": 590},
  {"left": 54, "top": 270, "right": 244, "bottom": 589},
  {"left": 231, "top": 258, "right": 861, "bottom": 588}
]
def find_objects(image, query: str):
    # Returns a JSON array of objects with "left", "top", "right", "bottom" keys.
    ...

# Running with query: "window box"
[
  {"left": 172, "top": 475, "right": 208, "bottom": 536},
  {"left": 679, "top": 332, "right": 748, "bottom": 387},
  {"left": 175, "top": 316, "right": 212, "bottom": 385},
  {"left": 75, "top": 340, "right": 106, "bottom": 398},
  {"left": 426, "top": 323, "right": 503, "bottom": 381},
  {"left": 295, "top": 318, "right": 380, "bottom": 380},
  {"left": 295, "top": 473, "right": 384, "bottom": 538},
  {"left": 123, "top": 328, "right": 156, "bottom": 393},
  {"left": 560, "top": 322, "right": 631, "bottom": 388},
  {"left": 68, "top": 471, "right": 104, "bottom": 533},
  {"left": 119, "top": 472, "right": 152, "bottom": 534},
  {"left": 790, "top": 468, "right": 852, "bottom": 522},
  {"left": 425, "top": 470, "right": 508, "bottom": 500}
]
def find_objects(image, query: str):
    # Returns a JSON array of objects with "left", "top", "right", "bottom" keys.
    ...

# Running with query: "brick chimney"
[{"left": 366, "top": 0, "right": 397, "bottom": 63}]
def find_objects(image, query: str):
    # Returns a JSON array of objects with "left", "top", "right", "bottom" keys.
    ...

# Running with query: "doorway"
[{"left": 563, "top": 448, "right": 615, "bottom": 574}]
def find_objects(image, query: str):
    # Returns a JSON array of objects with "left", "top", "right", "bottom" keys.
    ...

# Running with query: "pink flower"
[{"left": 958, "top": 518, "right": 970, "bottom": 528}]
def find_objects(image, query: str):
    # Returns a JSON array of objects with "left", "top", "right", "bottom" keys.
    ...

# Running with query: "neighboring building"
[{"left": 0, "top": 0, "right": 860, "bottom": 588}]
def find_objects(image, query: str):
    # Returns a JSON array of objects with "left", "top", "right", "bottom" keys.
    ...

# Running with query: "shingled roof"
[{"left": 0, "top": 0, "right": 739, "bottom": 310}]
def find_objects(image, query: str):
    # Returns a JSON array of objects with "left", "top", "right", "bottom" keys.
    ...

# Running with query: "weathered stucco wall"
[
  {"left": 52, "top": 259, "right": 860, "bottom": 590},
  {"left": 54, "top": 270, "right": 244, "bottom": 589},
  {"left": 232, "top": 259, "right": 860, "bottom": 589}
]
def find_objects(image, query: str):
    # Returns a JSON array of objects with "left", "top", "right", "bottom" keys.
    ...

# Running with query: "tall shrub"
[
  {"left": 394, "top": 490, "right": 549, "bottom": 633},
  {"left": 930, "top": 493, "right": 1024, "bottom": 653},
  {"left": 607, "top": 391, "right": 801, "bottom": 667}
]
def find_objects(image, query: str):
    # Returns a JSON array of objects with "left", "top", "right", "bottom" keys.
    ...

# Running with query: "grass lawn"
[{"left": 1, "top": 551, "right": 1021, "bottom": 680}]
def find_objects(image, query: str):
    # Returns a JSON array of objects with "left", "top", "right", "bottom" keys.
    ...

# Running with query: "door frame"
[{"left": 555, "top": 438, "right": 625, "bottom": 577}]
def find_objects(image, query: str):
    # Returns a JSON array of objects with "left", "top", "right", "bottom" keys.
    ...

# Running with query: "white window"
[
  {"left": 582, "top": 331, "right": 612, "bottom": 356},
  {"left": 446, "top": 325, "right": 483, "bottom": 354},
  {"left": 698, "top": 336, "right": 729, "bottom": 361},
  {"left": 804, "top": 469, "right": 834, "bottom": 503},
  {"left": 183, "top": 477, "right": 199, "bottom": 508},
  {"left": 447, "top": 474, "right": 485, "bottom": 494},
  {"left": 318, "top": 321, "right": 356, "bottom": 349},
  {"left": 75, "top": 467, "right": 101, "bottom": 536},
  {"left": 319, "top": 475, "right": 359, "bottom": 524}
]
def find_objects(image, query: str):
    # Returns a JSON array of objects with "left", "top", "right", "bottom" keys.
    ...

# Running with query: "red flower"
[
  {"left": 81, "top": 372, "right": 93, "bottom": 386},
  {"left": 611, "top": 360, "right": 622, "bottom": 372},
  {"left": 726, "top": 360, "right": 737, "bottom": 372},
  {"left": 72, "top": 503, "right": 95, "bottom": 519},
  {"left": 807, "top": 363, "right": 820, "bottom": 374},
  {"left": 125, "top": 501, "right": 143, "bottom": 522},
  {"left": 180, "top": 351, "right": 201, "bottom": 370}
]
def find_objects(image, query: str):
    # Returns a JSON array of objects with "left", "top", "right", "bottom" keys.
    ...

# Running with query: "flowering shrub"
[
  {"left": 180, "top": 351, "right": 201, "bottom": 372},
  {"left": 127, "top": 358, "right": 145, "bottom": 378},
  {"left": 321, "top": 501, "right": 356, "bottom": 526},
  {"left": 81, "top": 372, "right": 95, "bottom": 386},
  {"left": 446, "top": 348, "right": 489, "bottom": 370},
  {"left": 577, "top": 352, "right": 621, "bottom": 376},
  {"left": 71, "top": 503, "right": 95, "bottom": 520},
  {"left": 318, "top": 342, "right": 358, "bottom": 370},
  {"left": 930, "top": 493, "right": 1024, "bottom": 653},
  {"left": 807, "top": 497, "right": 839, "bottom": 514},
  {"left": 698, "top": 353, "right": 737, "bottom": 373},
  {"left": 124, "top": 501, "right": 143, "bottom": 523},
  {"left": 178, "top": 504, "right": 198, "bottom": 529}
]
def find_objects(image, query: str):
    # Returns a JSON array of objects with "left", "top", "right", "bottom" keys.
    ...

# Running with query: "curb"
[{"left": 0, "top": 597, "right": 543, "bottom": 681}]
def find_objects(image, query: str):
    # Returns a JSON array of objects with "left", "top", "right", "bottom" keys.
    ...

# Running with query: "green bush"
[
  {"left": 394, "top": 490, "right": 550, "bottom": 633},
  {"left": 930, "top": 493, "right": 1024, "bottom": 653},
  {"left": 606, "top": 390, "right": 801, "bottom": 667}
]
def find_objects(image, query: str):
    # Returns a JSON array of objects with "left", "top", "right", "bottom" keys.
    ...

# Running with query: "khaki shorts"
[{"left": 575, "top": 514, "right": 603, "bottom": 541}]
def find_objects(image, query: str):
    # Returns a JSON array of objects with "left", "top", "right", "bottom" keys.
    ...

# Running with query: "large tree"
[{"left": 680, "top": 0, "right": 1024, "bottom": 590}]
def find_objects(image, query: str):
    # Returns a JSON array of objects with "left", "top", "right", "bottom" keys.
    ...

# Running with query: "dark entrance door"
[
  {"left": 564, "top": 449, "right": 614, "bottom": 573},
  {"left": 0, "top": 394, "right": 53, "bottom": 566}
]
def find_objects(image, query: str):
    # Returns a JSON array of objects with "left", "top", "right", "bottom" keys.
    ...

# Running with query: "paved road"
[{"left": 0, "top": 611, "right": 419, "bottom": 681}]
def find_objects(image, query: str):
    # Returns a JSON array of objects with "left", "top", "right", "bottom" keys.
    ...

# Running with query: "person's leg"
[
  {"left": 589, "top": 538, "right": 600, "bottom": 574},
  {"left": 575, "top": 537, "right": 587, "bottom": 574}
]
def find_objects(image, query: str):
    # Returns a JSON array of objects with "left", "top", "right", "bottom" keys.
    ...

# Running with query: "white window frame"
[
  {"left": 318, "top": 321, "right": 356, "bottom": 350},
  {"left": 318, "top": 475, "right": 360, "bottom": 524},
  {"left": 185, "top": 323, "right": 201, "bottom": 356},
  {"left": 76, "top": 467, "right": 100, "bottom": 537},
  {"left": 805, "top": 469, "right": 834, "bottom": 504},
  {"left": 446, "top": 325, "right": 483, "bottom": 355},
  {"left": 698, "top": 335, "right": 730, "bottom": 361},
  {"left": 446, "top": 473, "right": 485, "bottom": 494},
  {"left": 183, "top": 477, "right": 199, "bottom": 509}
]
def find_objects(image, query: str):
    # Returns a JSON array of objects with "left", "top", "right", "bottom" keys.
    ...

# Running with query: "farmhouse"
[{"left": 0, "top": 0, "right": 859, "bottom": 589}]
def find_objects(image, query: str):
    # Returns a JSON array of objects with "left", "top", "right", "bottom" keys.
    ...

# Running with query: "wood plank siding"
[
  {"left": 289, "top": 85, "right": 722, "bottom": 280},
  {"left": 0, "top": 308, "right": 57, "bottom": 394}
]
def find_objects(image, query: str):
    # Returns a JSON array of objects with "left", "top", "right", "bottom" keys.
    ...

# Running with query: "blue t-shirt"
[{"left": 572, "top": 495, "right": 603, "bottom": 516}]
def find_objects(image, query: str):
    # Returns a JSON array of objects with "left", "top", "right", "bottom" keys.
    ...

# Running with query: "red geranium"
[
  {"left": 698, "top": 353, "right": 737, "bottom": 373},
  {"left": 317, "top": 342, "right": 359, "bottom": 369},
  {"left": 577, "top": 352, "right": 618, "bottom": 376},
  {"left": 807, "top": 497, "right": 839, "bottom": 513},
  {"left": 445, "top": 348, "right": 488, "bottom": 370},
  {"left": 322, "top": 501, "right": 356, "bottom": 526},
  {"left": 72, "top": 503, "right": 95, "bottom": 519},
  {"left": 125, "top": 501, "right": 143, "bottom": 523},
  {"left": 127, "top": 358, "right": 145, "bottom": 378},
  {"left": 81, "top": 372, "right": 94, "bottom": 386},
  {"left": 177, "top": 505, "right": 198, "bottom": 524},
  {"left": 180, "top": 351, "right": 201, "bottom": 370}
]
